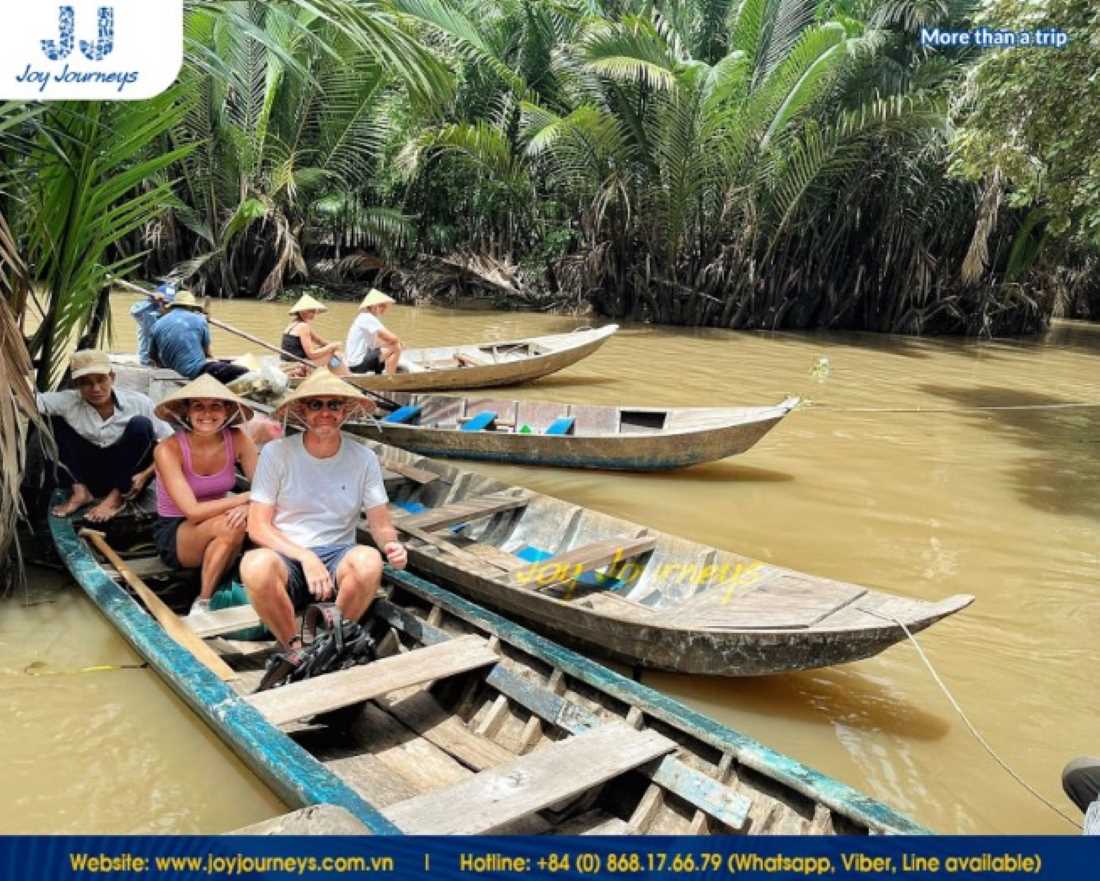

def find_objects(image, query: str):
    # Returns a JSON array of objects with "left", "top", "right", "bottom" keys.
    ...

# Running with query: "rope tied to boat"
[{"left": 863, "top": 608, "right": 1082, "bottom": 830}]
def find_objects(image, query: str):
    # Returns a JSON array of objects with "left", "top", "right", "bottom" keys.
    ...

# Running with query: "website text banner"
[
  {"left": 1, "top": 835, "right": 1097, "bottom": 880},
  {"left": 0, "top": 0, "right": 183, "bottom": 99}
]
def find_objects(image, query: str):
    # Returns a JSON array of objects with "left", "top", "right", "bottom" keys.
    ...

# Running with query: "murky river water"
[{"left": 3, "top": 294, "right": 1097, "bottom": 833}]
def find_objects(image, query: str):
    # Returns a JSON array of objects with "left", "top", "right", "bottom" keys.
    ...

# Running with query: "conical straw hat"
[
  {"left": 273, "top": 368, "right": 372, "bottom": 421},
  {"left": 166, "top": 290, "right": 204, "bottom": 312},
  {"left": 154, "top": 373, "right": 255, "bottom": 423},
  {"left": 288, "top": 293, "right": 328, "bottom": 315},
  {"left": 358, "top": 288, "right": 395, "bottom": 310}
]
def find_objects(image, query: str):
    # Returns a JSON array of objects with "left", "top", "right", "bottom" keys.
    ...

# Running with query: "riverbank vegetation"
[{"left": 2, "top": 0, "right": 1098, "bottom": 559}]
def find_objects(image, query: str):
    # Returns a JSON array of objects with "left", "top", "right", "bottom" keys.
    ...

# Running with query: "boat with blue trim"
[
  {"left": 344, "top": 393, "right": 799, "bottom": 470},
  {"left": 51, "top": 506, "right": 929, "bottom": 835}
]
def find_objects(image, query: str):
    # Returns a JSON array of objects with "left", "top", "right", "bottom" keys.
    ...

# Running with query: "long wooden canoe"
[
  {"left": 344, "top": 393, "right": 800, "bottom": 470},
  {"left": 358, "top": 440, "right": 974, "bottom": 676},
  {"left": 335, "top": 325, "right": 618, "bottom": 392},
  {"left": 50, "top": 507, "right": 928, "bottom": 834}
]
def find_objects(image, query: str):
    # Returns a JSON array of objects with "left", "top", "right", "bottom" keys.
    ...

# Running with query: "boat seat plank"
[
  {"left": 372, "top": 600, "right": 753, "bottom": 830},
  {"left": 375, "top": 688, "right": 516, "bottom": 772},
  {"left": 382, "top": 722, "right": 675, "bottom": 834},
  {"left": 545, "top": 417, "right": 575, "bottom": 436},
  {"left": 186, "top": 605, "right": 262, "bottom": 639},
  {"left": 510, "top": 537, "right": 657, "bottom": 590},
  {"left": 245, "top": 635, "right": 498, "bottom": 726},
  {"left": 378, "top": 458, "right": 439, "bottom": 485},
  {"left": 395, "top": 492, "right": 529, "bottom": 532},
  {"left": 461, "top": 411, "right": 497, "bottom": 432},
  {"left": 383, "top": 405, "right": 422, "bottom": 425},
  {"left": 670, "top": 575, "right": 866, "bottom": 630},
  {"left": 104, "top": 555, "right": 180, "bottom": 580},
  {"left": 463, "top": 542, "right": 529, "bottom": 573},
  {"left": 455, "top": 352, "right": 492, "bottom": 368}
]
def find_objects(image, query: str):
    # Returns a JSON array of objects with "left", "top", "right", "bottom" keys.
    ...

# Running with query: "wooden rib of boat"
[
  {"left": 344, "top": 393, "right": 800, "bottom": 470},
  {"left": 334, "top": 325, "right": 618, "bottom": 392},
  {"left": 355, "top": 440, "right": 974, "bottom": 676},
  {"left": 50, "top": 508, "right": 928, "bottom": 835}
]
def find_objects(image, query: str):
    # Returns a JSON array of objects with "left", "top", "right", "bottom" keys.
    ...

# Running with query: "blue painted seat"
[
  {"left": 383, "top": 404, "right": 422, "bottom": 424},
  {"left": 545, "top": 417, "right": 575, "bottom": 436},
  {"left": 461, "top": 411, "right": 497, "bottom": 432}
]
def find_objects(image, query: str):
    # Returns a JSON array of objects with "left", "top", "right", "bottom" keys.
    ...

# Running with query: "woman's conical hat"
[
  {"left": 154, "top": 373, "right": 255, "bottom": 423},
  {"left": 273, "top": 368, "right": 373, "bottom": 420},
  {"left": 358, "top": 288, "right": 395, "bottom": 310},
  {"left": 288, "top": 293, "right": 328, "bottom": 316}
]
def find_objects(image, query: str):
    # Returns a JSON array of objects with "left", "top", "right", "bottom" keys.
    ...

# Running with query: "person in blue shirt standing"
[
  {"left": 150, "top": 291, "right": 248, "bottom": 384},
  {"left": 130, "top": 282, "right": 175, "bottom": 366}
]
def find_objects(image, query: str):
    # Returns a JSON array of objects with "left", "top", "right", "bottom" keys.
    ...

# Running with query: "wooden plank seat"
[
  {"left": 509, "top": 536, "right": 657, "bottom": 591},
  {"left": 455, "top": 351, "right": 492, "bottom": 368},
  {"left": 544, "top": 417, "right": 575, "bottom": 436},
  {"left": 378, "top": 458, "right": 439, "bottom": 485},
  {"left": 381, "top": 722, "right": 675, "bottom": 834},
  {"left": 382, "top": 405, "right": 422, "bottom": 425},
  {"left": 395, "top": 492, "right": 530, "bottom": 533},
  {"left": 460, "top": 411, "right": 497, "bottom": 431},
  {"left": 373, "top": 601, "right": 753, "bottom": 831},
  {"left": 245, "top": 635, "right": 499, "bottom": 726},
  {"left": 185, "top": 604, "right": 263, "bottom": 639}
]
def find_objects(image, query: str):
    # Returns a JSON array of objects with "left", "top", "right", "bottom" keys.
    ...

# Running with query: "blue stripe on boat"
[
  {"left": 461, "top": 411, "right": 496, "bottom": 432},
  {"left": 383, "top": 404, "right": 422, "bottom": 424},
  {"left": 545, "top": 417, "right": 575, "bottom": 435}
]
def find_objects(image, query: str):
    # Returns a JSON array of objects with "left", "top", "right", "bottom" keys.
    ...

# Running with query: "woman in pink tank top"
[{"left": 153, "top": 375, "right": 259, "bottom": 613}]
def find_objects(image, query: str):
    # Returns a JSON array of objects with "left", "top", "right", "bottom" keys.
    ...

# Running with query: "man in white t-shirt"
[
  {"left": 345, "top": 288, "right": 402, "bottom": 375},
  {"left": 241, "top": 369, "right": 407, "bottom": 649}
]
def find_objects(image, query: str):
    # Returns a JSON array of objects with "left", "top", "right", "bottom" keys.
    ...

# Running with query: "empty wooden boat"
[
  {"left": 51, "top": 508, "right": 928, "bottom": 834},
  {"left": 344, "top": 393, "right": 800, "bottom": 470},
  {"left": 360, "top": 440, "right": 974, "bottom": 676},
  {"left": 335, "top": 325, "right": 618, "bottom": 392}
]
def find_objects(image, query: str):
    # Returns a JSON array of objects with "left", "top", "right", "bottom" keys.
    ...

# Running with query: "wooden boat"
[
  {"left": 344, "top": 393, "right": 800, "bottom": 470},
  {"left": 335, "top": 325, "right": 618, "bottom": 392},
  {"left": 51, "top": 508, "right": 928, "bottom": 834},
  {"left": 359, "top": 440, "right": 974, "bottom": 676}
]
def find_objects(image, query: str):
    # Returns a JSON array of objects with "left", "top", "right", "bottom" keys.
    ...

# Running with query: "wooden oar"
[{"left": 80, "top": 529, "right": 238, "bottom": 682}]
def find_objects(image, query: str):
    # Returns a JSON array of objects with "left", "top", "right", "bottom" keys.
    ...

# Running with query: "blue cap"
[{"left": 152, "top": 283, "right": 176, "bottom": 302}]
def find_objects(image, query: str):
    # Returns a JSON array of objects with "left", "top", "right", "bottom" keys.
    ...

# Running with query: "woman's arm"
[
  {"left": 233, "top": 426, "right": 260, "bottom": 481},
  {"left": 154, "top": 438, "right": 249, "bottom": 524},
  {"left": 295, "top": 324, "right": 339, "bottom": 360}
]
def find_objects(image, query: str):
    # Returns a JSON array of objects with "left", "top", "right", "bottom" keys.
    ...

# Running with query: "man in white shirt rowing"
[
  {"left": 241, "top": 368, "right": 407, "bottom": 651},
  {"left": 345, "top": 288, "right": 402, "bottom": 375},
  {"left": 38, "top": 349, "right": 173, "bottom": 522}
]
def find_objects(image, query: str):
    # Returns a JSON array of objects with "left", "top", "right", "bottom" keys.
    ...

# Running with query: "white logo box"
[{"left": 0, "top": 0, "right": 182, "bottom": 100}]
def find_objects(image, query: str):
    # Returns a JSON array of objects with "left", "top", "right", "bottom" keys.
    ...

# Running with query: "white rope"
[
  {"left": 861, "top": 608, "right": 1082, "bottom": 830},
  {"left": 806, "top": 402, "right": 1100, "bottom": 414}
]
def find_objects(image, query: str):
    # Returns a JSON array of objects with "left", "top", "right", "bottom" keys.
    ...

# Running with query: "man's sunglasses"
[{"left": 304, "top": 398, "right": 346, "bottom": 412}]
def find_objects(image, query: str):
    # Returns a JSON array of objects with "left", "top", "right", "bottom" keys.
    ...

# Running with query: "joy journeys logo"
[{"left": 1, "top": 0, "right": 182, "bottom": 99}]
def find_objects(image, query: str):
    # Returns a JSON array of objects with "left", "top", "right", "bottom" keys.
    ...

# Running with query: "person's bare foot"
[
  {"left": 85, "top": 490, "right": 125, "bottom": 523},
  {"left": 51, "top": 484, "right": 93, "bottom": 517}
]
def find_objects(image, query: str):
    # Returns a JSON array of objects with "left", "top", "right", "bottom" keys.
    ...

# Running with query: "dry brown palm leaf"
[{"left": 0, "top": 213, "right": 50, "bottom": 567}]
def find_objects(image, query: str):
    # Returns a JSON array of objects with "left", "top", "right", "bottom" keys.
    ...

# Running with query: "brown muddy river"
[{"left": 2, "top": 294, "right": 1097, "bottom": 833}]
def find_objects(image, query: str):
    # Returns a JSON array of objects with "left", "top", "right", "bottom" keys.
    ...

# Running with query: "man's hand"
[
  {"left": 383, "top": 541, "right": 407, "bottom": 570},
  {"left": 225, "top": 503, "right": 249, "bottom": 531},
  {"left": 125, "top": 467, "right": 154, "bottom": 500},
  {"left": 302, "top": 552, "right": 334, "bottom": 599}
]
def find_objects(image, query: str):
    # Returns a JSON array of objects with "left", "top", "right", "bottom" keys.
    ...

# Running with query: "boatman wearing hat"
[
  {"left": 240, "top": 369, "right": 407, "bottom": 650},
  {"left": 38, "top": 349, "right": 173, "bottom": 522},
  {"left": 149, "top": 291, "right": 249, "bottom": 384},
  {"left": 345, "top": 288, "right": 401, "bottom": 375},
  {"left": 130, "top": 282, "right": 175, "bottom": 366}
]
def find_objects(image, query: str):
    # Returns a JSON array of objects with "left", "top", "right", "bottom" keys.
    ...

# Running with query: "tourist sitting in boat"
[
  {"left": 149, "top": 291, "right": 249, "bottom": 384},
  {"left": 345, "top": 289, "right": 401, "bottom": 375},
  {"left": 130, "top": 282, "right": 175, "bottom": 366},
  {"left": 153, "top": 375, "right": 259, "bottom": 615},
  {"left": 1063, "top": 757, "right": 1100, "bottom": 834},
  {"left": 240, "top": 368, "right": 406, "bottom": 652},
  {"left": 39, "top": 349, "right": 173, "bottom": 522},
  {"left": 281, "top": 294, "right": 347, "bottom": 374}
]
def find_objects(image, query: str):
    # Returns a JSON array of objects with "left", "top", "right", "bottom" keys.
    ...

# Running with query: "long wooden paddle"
[{"left": 80, "top": 528, "right": 238, "bottom": 682}]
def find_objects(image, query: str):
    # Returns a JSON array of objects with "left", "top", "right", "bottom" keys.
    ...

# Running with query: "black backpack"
[{"left": 257, "top": 603, "right": 377, "bottom": 694}]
